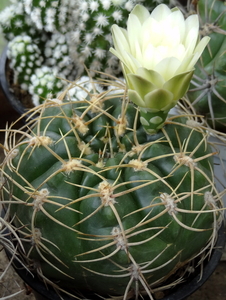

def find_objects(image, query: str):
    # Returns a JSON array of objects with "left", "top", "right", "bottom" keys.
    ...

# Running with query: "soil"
[{"left": 0, "top": 88, "right": 226, "bottom": 300}]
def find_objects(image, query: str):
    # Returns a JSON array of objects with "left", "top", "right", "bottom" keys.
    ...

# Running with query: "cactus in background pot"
[
  {"left": 0, "top": 3, "right": 224, "bottom": 300},
  {"left": 0, "top": 0, "right": 79, "bottom": 105},
  {"left": 186, "top": 0, "right": 226, "bottom": 133}
]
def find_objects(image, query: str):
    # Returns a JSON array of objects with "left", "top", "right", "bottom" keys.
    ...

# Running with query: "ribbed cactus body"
[
  {"left": 1, "top": 83, "right": 222, "bottom": 297},
  {"left": 187, "top": 0, "right": 226, "bottom": 132}
]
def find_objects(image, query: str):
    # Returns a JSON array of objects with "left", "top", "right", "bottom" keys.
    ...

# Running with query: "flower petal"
[
  {"left": 141, "top": 17, "right": 162, "bottom": 49},
  {"left": 154, "top": 57, "right": 181, "bottom": 81},
  {"left": 111, "top": 25, "right": 130, "bottom": 53},
  {"left": 184, "top": 14, "right": 199, "bottom": 45},
  {"left": 130, "top": 4, "right": 150, "bottom": 24},
  {"left": 127, "top": 14, "right": 142, "bottom": 58},
  {"left": 110, "top": 47, "right": 141, "bottom": 74},
  {"left": 136, "top": 68, "right": 164, "bottom": 88},
  {"left": 176, "top": 36, "right": 210, "bottom": 73},
  {"left": 150, "top": 4, "right": 171, "bottom": 21}
]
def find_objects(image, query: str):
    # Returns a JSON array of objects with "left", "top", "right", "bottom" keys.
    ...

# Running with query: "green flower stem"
[{"left": 139, "top": 107, "right": 169, "bottom": 134}]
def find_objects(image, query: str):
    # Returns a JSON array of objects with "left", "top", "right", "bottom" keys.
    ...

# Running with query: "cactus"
[
  {"left": 186, "top": 0, "right": 226, "bottom": 132},
  {"left": 0, "top": 78, "right": 223, "bottom": 298},
  {"left": 22, "top": 0, "right": 79, "bottom": 33},
  {"left": 0, "top": 2, "right": 225, "bottom": 299},
  {"left": 0, "top": 1, "right": 41, "bottom": 40},
  {"left": 7, "top": 35, "right": 44, "bottom": 91}
]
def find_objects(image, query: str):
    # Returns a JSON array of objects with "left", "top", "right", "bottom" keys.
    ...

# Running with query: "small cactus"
[
  {"left": 0, "top": 2, "right": 40, "bottom": 40},
  {"left": 23, "top": 0, "right": 79, "bottom": 33},
  {"left": 7, "top": 35, "right": 44, "bottom": 91}
]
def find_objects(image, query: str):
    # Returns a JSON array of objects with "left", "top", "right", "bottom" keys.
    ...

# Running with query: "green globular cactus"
[
  {"left": 1, "top": 79, "right": 223, "bottom": 299},
  {"left": 7, "top": 35, "right": 44, "bottom": 91},
  {"left": 186, "top": 0, "right": 226, "bottom": 132}
]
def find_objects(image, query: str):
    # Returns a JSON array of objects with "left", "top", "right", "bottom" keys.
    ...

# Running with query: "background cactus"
[
  {"left": 0, "top": 79, "right": 223, "bottom": 298},
  {"left": 186, "top": 0, "right": 226, "bottom": 133},
  {"left": 7, "top": 35, "right": 44, "bottom": 91}
]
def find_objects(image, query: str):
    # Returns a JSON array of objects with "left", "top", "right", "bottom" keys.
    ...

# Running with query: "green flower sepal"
[{"left": 126, "top": 68, "right": 194, "bottom": 134}]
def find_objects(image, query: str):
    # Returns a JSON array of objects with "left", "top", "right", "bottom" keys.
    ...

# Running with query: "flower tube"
[{"left": 110, "top": 4, "right": 210, "bottom": 134}]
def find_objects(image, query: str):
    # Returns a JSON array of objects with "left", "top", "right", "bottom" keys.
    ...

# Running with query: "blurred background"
[{"left": 0, "top": 0, "right": 9, "bottom": 51}]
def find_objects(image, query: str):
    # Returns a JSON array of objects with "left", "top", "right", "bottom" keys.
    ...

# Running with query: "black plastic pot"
[
  {"left": 6, "top": 223, "right": 225, "bottom": 300},
  {"left": 0, "top": 46, "right": 29, "bottom": 115}
]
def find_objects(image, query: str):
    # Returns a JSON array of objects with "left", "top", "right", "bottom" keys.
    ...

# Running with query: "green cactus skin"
[
  {"left": 1, "top": 81, "right": 223, "bottom": 298},
  {"left": 186, "top": 0, "right": 226, "bottom": 132}
]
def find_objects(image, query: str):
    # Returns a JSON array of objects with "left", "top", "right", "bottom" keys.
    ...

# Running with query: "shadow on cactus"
[{"left": 186, "top": 0, "right": 226, "bottom": 133}]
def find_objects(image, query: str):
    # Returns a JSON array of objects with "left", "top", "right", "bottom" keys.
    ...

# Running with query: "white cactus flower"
[{"left": 110, "top": 4, "right": 210, "bottom": 112}]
